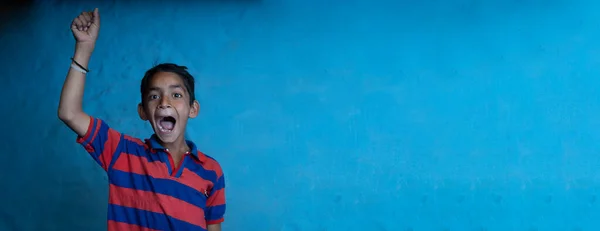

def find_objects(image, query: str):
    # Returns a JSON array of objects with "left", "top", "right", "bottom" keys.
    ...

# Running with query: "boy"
[{"left": 58, "top": 8, "right": 226, "bottom": 231}]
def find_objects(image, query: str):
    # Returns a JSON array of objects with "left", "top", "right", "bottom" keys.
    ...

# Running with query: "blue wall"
[{"left": 2, "top": 0, "right": 600, "bottom": 230}]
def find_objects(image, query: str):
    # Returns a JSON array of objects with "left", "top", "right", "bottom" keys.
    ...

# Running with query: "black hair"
[{"left": 140, "top": 63, "right": 196, "bottom": 106}]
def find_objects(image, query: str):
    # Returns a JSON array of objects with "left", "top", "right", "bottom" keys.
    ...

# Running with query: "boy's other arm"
[
  {"left": 58, "top": 9, "right": 100, "bottom": 137},
  {"left": 207, "top": 224, "right": 221, "bottom": 231}
]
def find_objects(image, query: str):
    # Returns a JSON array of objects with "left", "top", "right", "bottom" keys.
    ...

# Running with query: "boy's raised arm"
[{"left": 58, "top": 8, "right": 100, "bottom": 137}]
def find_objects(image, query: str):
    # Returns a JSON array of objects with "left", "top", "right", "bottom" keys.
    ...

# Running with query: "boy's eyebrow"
[
  {"left": 169, "top": 84, "right": 184, "bottom": 89},
  {"left": 148, "top": 84, "right": 184, "bottom": 91}
]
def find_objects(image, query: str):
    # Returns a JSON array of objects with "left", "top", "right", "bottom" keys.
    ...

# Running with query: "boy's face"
[{"left": 137, "top": 72, "right": 199, "bottom": 144}]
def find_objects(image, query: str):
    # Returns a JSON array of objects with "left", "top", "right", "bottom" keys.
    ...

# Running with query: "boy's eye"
[
  {"left": 173, "top": 93, "right": 182, "bottom": 98},
  {"left": 149, "top": 95, "right": 159, "bottom": 100}
]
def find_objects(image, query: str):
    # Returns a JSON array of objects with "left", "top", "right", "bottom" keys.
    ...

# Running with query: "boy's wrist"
[
  {"left": 74, "top": 43, "right": 94, "bottom": 55},
  {"left": 73, "top": 43, "right": 94, "bottom": 64}
]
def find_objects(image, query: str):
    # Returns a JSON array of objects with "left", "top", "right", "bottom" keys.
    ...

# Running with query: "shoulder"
[{"left": 197, "top": 151, "right": 224, "bottom": 178}]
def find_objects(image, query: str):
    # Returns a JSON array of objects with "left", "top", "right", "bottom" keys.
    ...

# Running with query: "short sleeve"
[
  {"left": 205, "top": 172, "right": 226, "bottom": 224},
  {"left": 76, "top": 117, "right": 122, "bottom": 171}
]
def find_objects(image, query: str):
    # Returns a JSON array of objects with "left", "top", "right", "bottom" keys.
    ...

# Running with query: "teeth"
[{"left": 157, "top": 124, "right": 173, "bottom": 133}]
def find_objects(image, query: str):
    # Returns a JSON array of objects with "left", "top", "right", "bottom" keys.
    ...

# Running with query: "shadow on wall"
[
  {"left": 0, "top": 0, "right": 261, "bottom": 32},
  {"left": 0, "top": 0, "right": 33, "bottom": 31},
  {"left": 0, "top": 0, "right": 32, "bottom": 13}
]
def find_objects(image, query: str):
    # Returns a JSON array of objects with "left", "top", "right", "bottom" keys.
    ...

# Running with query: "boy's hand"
[{"left": 71, "top": 8, "right": 100, "bottom": 52}]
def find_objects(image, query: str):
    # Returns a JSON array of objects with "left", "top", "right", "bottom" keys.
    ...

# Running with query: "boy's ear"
[
  {"left": 189, "top": 100, "right": 200, "bottom": 118},
  {"left": 138, "top": 103, "right": 148, "bottom": 120}
]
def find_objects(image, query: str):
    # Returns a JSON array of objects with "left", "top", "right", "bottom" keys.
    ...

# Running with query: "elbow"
[
  {"left": 58, "top": 107, "right": 76, "bottom": 122},
  {"left": 58, "top": 109, "right": 71, "bottom": 122}
]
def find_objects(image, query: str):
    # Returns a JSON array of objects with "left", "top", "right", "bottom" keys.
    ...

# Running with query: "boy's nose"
[{"left": 158, "top": 98, "right": 171, "bottom": 108}]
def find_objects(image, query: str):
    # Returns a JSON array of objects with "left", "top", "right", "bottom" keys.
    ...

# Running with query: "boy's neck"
[{"left": 159, "top": 138, "right": 190, "bottom": 156}]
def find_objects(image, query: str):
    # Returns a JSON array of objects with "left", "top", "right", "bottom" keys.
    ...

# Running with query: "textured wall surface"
[{"left": 2, "top": 0, "right": 600, "bottom": 230}]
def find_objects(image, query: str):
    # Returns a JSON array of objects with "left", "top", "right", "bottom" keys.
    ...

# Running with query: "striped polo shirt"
[{"left": 77, "top": 117, "right": 226, "bottom": 230}]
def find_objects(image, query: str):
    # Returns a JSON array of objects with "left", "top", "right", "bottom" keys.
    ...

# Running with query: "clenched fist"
[{"left": 71, "top": 8, "right": 100, "bottom": 51}]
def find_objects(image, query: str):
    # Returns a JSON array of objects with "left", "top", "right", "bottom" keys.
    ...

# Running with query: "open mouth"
[{"left": 157, "top": 116, "right": 176, "bottom": 133}]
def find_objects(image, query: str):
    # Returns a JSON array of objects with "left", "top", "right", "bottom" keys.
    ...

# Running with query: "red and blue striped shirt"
[{"left": 77, "top": 117, "right": 226, "bottom": 230}]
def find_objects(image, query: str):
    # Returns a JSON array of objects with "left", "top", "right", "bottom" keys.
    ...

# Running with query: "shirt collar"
[{"left": 146, "top": 134, "right": 202, "bottom": 161}]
